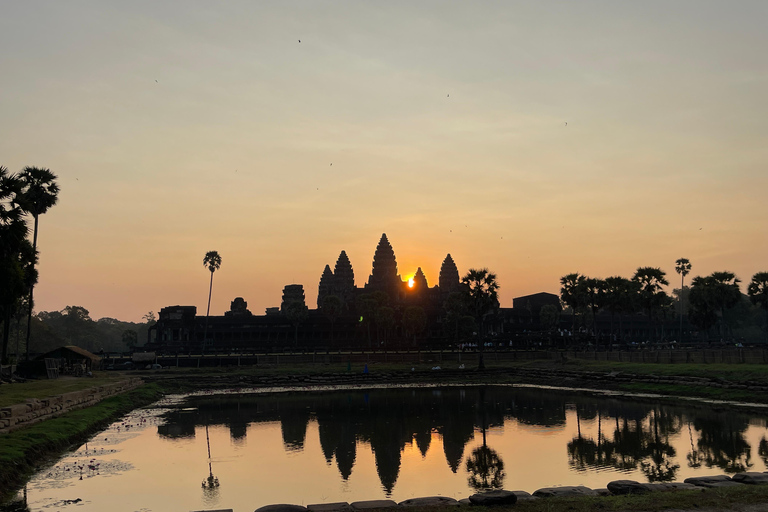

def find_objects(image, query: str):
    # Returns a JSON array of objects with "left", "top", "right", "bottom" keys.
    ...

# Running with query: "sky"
[{"left": 2, "top": 1, "right": 767, "bottom": 322}]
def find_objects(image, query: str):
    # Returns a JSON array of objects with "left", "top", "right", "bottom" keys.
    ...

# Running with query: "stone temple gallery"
[{"left": 147, "top": 234, "right": 560, "bottom": 353}]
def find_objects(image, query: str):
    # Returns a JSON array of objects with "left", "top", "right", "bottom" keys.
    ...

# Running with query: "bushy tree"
[{"left": 632, "top": 267, "right": 671, "bottom": 340}]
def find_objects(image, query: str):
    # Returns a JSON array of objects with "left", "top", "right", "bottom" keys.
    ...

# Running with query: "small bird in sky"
[
  {"left": 155, "top": 80, "right": 158, "bottom": 83},
  {"left": 298, "top": 39, "right": 301, "bottom": 43},
  {"left": 447, "top": 94, "right": 450, "bottom": 97},
  {"left": 565, "top": 122, "right": 567, "bottom": 126},
  {"left": 330, "top": 163, "right": 332, "bottom": 166}
]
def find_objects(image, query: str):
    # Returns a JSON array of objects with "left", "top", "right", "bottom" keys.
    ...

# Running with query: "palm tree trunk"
[
  {"left": 202, "top": 271, "right": 214, "bottom": 353},
  {"left": 24, "top": 214, "right": 39, "bottom": 362},
  {"left": 679, "top": 276, "right": 685, "bottom": 342}
]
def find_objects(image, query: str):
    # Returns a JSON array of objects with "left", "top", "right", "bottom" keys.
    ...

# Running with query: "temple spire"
[
  {"left": 439, "top": 254, "right": 459, "bottom": 292},
  {"left": 368, "top": 233, "right": 400, "bottom": 288}
]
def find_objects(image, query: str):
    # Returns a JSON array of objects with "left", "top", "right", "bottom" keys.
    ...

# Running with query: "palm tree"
[
  {"left": 17, "top": 167, "right": 59, "bottom": 361},
  {"left": 675, "top": 258, "right": 692, "bottom": 342},
  {"left": 709, "top": 271, "right": 741, "bottom": 340},
  {"left": 461, "top": 268, "right": 500, "bottom": 370},
  {"left": 632, "top": 267, "right": 670, "bottom": 341},
  {"left": 202, "top": 251, "right": 222, "bottom": 352},
  {"left": 747, "top": 272, "right": 768, "bottom": 342},
  {"left": 0, "top": 167, "right": 32, "bottom": 363},
  {"left": 560, "top": 273, "right": 587, "bottom": 337}
]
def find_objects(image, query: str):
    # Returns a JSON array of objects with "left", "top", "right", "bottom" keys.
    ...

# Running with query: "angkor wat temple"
[{"left": 147, "top": 234, "right": 559, "bottom": 353}]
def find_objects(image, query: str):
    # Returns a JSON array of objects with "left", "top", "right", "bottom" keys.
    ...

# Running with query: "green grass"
[
  {"left": 0, "top": 383, "right": 163, "bottom": 498},
  {"left": 0, "top": 374, "right": 126, "bottom": 408},
  {"left": 560, "top": 360, "right": 768, "bottom": 383},
  {"left": 484, "top": 485, "right": 768, "bottom": 512}
]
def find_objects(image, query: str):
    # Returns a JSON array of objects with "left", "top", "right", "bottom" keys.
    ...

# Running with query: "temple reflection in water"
[{"left": 158, "top": 387, "right": 768, "bottom": 496}]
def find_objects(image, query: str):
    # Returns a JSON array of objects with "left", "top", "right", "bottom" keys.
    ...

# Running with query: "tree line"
[
  {"left": 0, "top": 165, "right": 59, "bottom": 363},
  {"left": 558, "top": 259, "right": 768, "bottom": 343}
]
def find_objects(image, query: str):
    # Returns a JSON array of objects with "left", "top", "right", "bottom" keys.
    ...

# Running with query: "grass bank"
[
  {"left": 0, "top": 374, "right": 126, "bottom": 408},
  {"left": 0, "top": 383, "right": 163, "bottom": 499},
  {"left": 444, "top": 485, "right": 768, "bottom": 512}
]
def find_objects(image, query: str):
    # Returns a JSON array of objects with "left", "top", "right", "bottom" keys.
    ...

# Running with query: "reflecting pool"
[{"left": 6, "top": 385, "right": 768, "bottom": 512}]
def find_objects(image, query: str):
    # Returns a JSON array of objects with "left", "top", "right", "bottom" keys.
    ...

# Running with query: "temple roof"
[
  {"left": 439, "top": 253, "right": 460, "bottom": 291},
  {"left": 369, "top": 233, "right": 400, "bottom": 286}
]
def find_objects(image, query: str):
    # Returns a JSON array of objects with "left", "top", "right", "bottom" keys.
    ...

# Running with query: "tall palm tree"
[
  {"left": 202, "top": 251, "right": 222, "bottom": 352},
  {"left": 18, "top": 167, "right": 59, "bottom": 360},
  {"left": 675, "top": 258, "right": 692, "bottom": 342},
  {"left": 461, "top": 268, "right": 500, "bottom": 370}
]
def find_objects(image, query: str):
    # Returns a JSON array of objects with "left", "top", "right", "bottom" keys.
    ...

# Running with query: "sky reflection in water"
[{"left": 8, "top": 386, "right": 768, "bottom": 512}]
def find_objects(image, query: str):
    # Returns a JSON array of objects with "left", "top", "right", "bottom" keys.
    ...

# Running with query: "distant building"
[{"left": 147, "top": 233, "right": 559, "bottom": 353}]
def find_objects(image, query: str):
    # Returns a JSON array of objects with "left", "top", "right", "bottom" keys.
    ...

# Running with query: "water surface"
[{"left": 6, "top": 385, "right": 768, "bottom": 512}]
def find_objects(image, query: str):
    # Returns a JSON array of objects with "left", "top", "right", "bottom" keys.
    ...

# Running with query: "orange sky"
[{"left": 2, "top": 2, "right": 766, "bottom": 321}]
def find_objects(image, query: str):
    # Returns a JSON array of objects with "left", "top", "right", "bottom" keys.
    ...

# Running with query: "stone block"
[
  {"left": 399, "top": 496, "right": 459, "bottom": 507},
  {"left": 607, "top": 480, "right": 649, "bottom": 495},
  {"left": 533, "top": 486, "right": 598, "bottom": 498},
  {"left": 468, "top": 490, "right": 517, "bottom": 506},
  {"left": 684, "top": 475, "right": 733, "bottom": 487},
  {"left": 512, "top": 491, "right": 535, "bottom": 501},
  {"left": 350, "top": 500, "right": 398, "bottom": 510},
  {"left": 732, "top": 472, "right": 768, "bottom": 485},
  {"left": 307, "top": 502, "right": 351, "bottom": 512},
  {"left": 254, "top": 505, "right": 308, "bottom": 512}
]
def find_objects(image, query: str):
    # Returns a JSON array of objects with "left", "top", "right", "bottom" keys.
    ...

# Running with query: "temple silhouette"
[{"left": 147, "top": 233, "right": 560, "bottom": 353}]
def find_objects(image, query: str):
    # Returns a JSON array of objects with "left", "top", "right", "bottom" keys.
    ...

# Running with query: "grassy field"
[{"left": 0, "top": 374, "right": 126, "bottom": 408}]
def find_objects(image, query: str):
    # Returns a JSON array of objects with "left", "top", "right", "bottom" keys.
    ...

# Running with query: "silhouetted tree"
[
  {"left": 603, "top": 276, "right": 638, "bottom": 343},
  {"left": 675, "top": 258, "right": 692, "bottom": 340},
  {"left": 122, "top": 329, "right": 138, "bottom": 351},
  {"left": 560, "top": 273, "right": 587, "bottom": 336},
  {"left": 461, "top": 268, "right": 499, "bottom": 370},
  {"left": 0, "top": 167, "right": 33, "bottom": 363},
  {"left": 632, "top": 267, "right": 670, "bottom": 341},
  {"left": 202, "top": 250, "right": 222, "bottom": 352},
  {"left": 583, "top": 277, "right": 606, "bottom": 340},
  {"left": 17, "top": 167, "right": 59, "bottom": 361},
  {"left": 690, "top": 272, "right": 741, "bottom": 340},
  {"left": 747, "top": 272, "right": 768, "bottom": 342}
]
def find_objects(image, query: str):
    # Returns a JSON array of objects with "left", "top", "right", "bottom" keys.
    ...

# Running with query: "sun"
[{"left": 408, "top": 277, "right": 414, "bottom": 288}]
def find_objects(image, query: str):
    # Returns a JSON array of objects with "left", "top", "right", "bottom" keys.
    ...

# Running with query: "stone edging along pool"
[
  {"left": 0, "top": 377, "right": 143, "bottom": 434},
  {"left": 243, "top": 472, "right": 768, "bottom": 512}
]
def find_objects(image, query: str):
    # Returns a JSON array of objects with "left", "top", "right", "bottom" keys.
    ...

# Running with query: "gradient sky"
[{"left": 2, "top": 1, "right": 767, "bottom": 322}]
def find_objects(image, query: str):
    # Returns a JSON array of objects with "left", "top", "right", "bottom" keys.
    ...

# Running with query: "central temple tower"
[{"left": 366, "top": 233, "right": 404, "bottom": 296}]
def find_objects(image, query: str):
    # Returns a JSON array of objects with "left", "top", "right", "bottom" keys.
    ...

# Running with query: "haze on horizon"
[{"left": 1, "top": 1, "right": 766, "bottom": 322}]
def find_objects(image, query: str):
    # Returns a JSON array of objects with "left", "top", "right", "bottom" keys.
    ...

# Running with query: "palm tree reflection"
[
  {"left": 201, "top": 425, "right": 220, "bottom": 500},
  {"left": 466, "top": 387, "right": 505, "bottom": 491}
]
